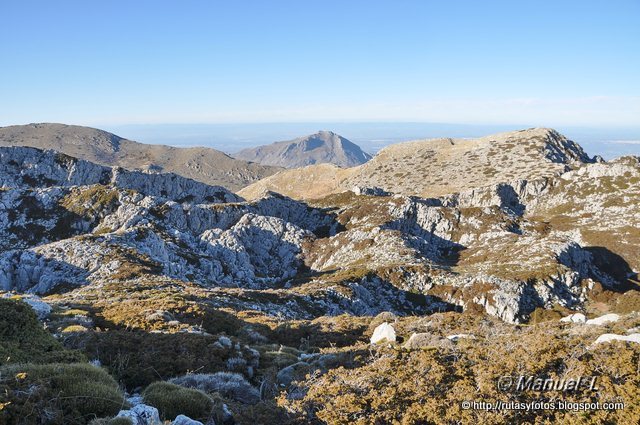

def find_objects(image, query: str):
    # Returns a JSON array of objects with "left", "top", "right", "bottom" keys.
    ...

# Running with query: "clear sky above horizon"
[{"left": 1, "top": 0, "right": 639, "bottom": 127}]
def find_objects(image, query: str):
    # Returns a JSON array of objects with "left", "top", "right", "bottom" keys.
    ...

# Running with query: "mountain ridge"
[
  {"left": 0, "top": 123, "right": 281, "bottom": 191},
  {"left": 239, "top": 127, "right": 595, "bottom": 200}
]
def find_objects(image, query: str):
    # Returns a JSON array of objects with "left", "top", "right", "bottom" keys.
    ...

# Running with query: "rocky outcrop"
[
  {"left": 117, "top": 404, "right": 162, "bottom": 425},
  {"left": 1, "top": 132, "right": 637, "bottom": 325},
  {"left": 0, "top": 146, "right": 240, "bottom": 203}
]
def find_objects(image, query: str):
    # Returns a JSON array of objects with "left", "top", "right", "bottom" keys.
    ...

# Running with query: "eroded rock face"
[{"left": 0, "top": 146, "right": 240, "bottom": 203}]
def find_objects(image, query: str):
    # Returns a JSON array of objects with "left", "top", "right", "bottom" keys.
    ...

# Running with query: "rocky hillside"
[
  {"left": 1, "top": 142, "right": 635, "bottom": 322},
  {"left": 0, "top": 123, "right": 280, "bottom": 190},
  {"left": 233, "top": 130, "right": 372, "bottom": 168},
  {"left": 239, "top": 128, "right": 595, "bottom": 200},
  {"left": 1, "top": 137, "right": 639, "bottom": 425}
]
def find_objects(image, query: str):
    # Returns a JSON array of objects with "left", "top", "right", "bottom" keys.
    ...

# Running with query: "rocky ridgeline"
[
  {"left": 1, "top": 142, "right": 639, "bottom": 323},
  {"left": 0, "top": 146, "right": 240, "bottom": 203},
  {"left": 239, "top": 127, "right": 599, "bottom": 201}
]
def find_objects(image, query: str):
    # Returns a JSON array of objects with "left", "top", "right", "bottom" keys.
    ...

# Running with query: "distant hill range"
[
  {"left": 239, "top": 128, "right": 595, "bottom": 200},
  {"left": 233, "top": 130, "right": 372, "bottom": 168},
  {"left": 0, "top": 123, "right": 280, "bottom": 191}
]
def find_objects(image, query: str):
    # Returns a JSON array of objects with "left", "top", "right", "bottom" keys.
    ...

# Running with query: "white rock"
[
  {"left": 560, "top": 313, "right": 587, "bottom": 323},
  {"left": 172, "top": 415, "right": 204, "bottom": 425},
  {"left": 126, "top": 393, "right": 143, "bottom": 407},
  {"left": 21, "top": 296, "right": 52, "bottom": 319},
  {"left": 370, "top": 322, "right": 396, "bottom": 344},
  {"left": 117, "top": 404, "right": 162, "bottom": 425},
  {"left": 585, "top": 313, "right": 620, "bottom": 326},
  {"left": 446, "top": 334, "right": 476, "bottom": 342},
  {"left": 594, "top": 333, "right": 640, "bottom": 345}
]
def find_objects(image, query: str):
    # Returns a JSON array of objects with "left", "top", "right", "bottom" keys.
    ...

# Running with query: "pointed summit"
[{"left": 234, "top": 131, "right": 372, "bottom": 168}]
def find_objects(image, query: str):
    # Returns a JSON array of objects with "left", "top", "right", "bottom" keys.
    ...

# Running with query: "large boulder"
[
  {"left": 560, "top": 313, "right": 587, "bottom": 323},
  {"left": 594, "top": 333, "right": 640, "bottom": 345},
  {"left": 172, "top": 415, "right": 204, "bottom": 425},
  {"left": 370, "top": 322, "right": 396, "bottom": 344},
  {"left": 586, "top": 314, "right": 620, "bottom": 326},
  {"left": 117, "top": 404, "right": 162, "bottom": 425}
]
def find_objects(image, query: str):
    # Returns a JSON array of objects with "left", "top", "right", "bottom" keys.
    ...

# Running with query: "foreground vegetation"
[{"left": 2, "top": 287, "right": 640, "bottom": 424}]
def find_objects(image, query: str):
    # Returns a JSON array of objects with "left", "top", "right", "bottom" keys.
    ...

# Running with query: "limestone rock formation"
[{"left": 1, "top": 128, "right": 637, "bottom": 325}]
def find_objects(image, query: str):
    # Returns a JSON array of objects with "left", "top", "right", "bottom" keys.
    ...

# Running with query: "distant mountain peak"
[{"left": 234, "top": 131, "right": 372, "bottom": 168}]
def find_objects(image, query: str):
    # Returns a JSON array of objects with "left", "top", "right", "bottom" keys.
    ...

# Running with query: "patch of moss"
[{"left": 60, "top": 185, "right": 120, "bottom": 217}]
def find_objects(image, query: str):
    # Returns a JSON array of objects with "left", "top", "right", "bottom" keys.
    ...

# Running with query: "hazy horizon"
[{"left": 99, "top": 121, "right": 640, "bottom": 160}]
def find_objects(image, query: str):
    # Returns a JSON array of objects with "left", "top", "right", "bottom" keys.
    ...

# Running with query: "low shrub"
[
  {"left": 0, "top": 363, "right": 127, "bottom": 425},
  {"left": 170, "top": 372, "right": 260, "bottom": 404},
  {"left": 0, "top": 298, "right": 85, "bottom": 365},
  {"left": 70, "top": 331, "right": 238, "bottom": 389},
  {"left": 142, "top": 381, "right": 213, "bottom": 422}
]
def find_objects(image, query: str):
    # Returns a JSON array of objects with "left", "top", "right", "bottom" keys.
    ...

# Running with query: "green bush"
[
  {"left": 0, "top": 298, "right": 85, "bottom": 365},
  {"left": 0, "top": 363, "right": 127, "bottom": 425},
  {"left": 72, "top": 331, "right": 236, "bottom": 388},
  {"left": 142, "top": 381, "right": 213, "bottom": 422}
]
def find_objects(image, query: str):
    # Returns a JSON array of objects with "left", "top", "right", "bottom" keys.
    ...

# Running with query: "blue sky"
[{"left": 1, "top": 0, "right": 639, "bottom": 127}]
